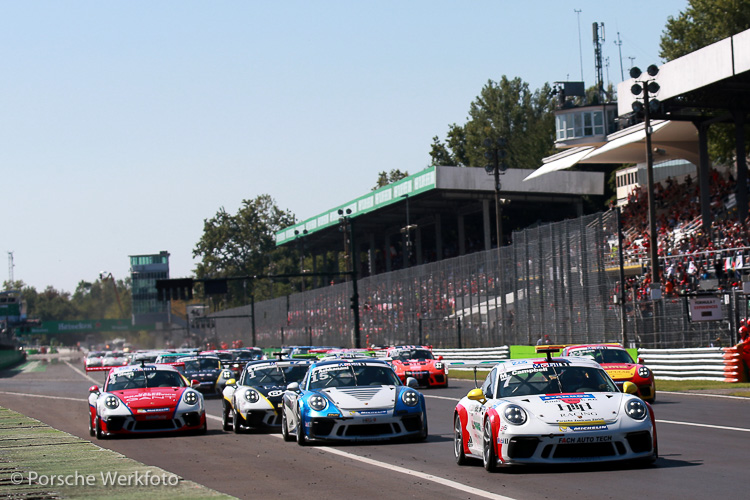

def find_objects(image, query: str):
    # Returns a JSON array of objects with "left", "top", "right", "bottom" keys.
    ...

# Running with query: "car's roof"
[
  {"left": 498, "top": 356, "right": 601, "bottom": 373},
  {"left": 564, "top": 344, "right": 625, "bottom": 351},
  {"left": 312, "top": 358, "right": 391, "bottom": 368},
  {"left": 110, "top": 363, "right": 181, "bottom": 374}
]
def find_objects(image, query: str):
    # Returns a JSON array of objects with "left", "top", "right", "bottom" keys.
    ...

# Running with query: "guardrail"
[
  {"left": 434, "top": 347, "right": 509, "bottom": 370},
  {"left": 433, "top": 345, "right": 747, "bottom": 382},
  {"left": 639, "top": 347, "right": 745, "bottom": 383}
]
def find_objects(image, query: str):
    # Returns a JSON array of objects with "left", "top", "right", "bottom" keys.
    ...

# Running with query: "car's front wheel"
[
  {"left": 454, "top": 414, "right": 467, "bottom": 465},
  {"left": 232, "top": 408, "right": 243, "bottom": 434},
  {"left": 482, "top": 419, "right": 498, "bottom": 472},
  {"left": 222, "top": 403, "right": 232, "bottom": 432},
  {"left": 296, "top": 412, "right": 308, "bottom": 446},
  {"left": 95, "top": 416, "right": 106, "bottom": 440},
  {"left": 281, "top": 409, "right": 294, "bottom": 442},
  {"left": 88, "top": 414, "right": 95, "bottom": 437}
]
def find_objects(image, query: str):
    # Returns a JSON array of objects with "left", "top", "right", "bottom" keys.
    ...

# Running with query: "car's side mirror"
[
  {"left": 467, "top": 388, "right": 486, "bottom": 403},
  {"left": 437, "top": 355, "right": 444, "bottom": 361},
  {"left": 287, "top": 382, "right": 300, "bottom": 392},
  {"left": 622, "top": 381, "right": 639, "bottom": 394},
  {"left": 406, "top": 377, "right": 419, "bottom": 389},
  {"left": 191, "top": 379, "right": 200, "bottom": 388},
  {"left": 88, "top": 385, "right": 100, "bottom": 394},
  {"left": 637, "top": 357, "right": 645, "bottom": 365},
  {"left": 226, "top": 378, "right": 236, "bottom": 387}
]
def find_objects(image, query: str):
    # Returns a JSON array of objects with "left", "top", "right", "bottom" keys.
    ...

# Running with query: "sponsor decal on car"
[
  {"left": 559, "top": 420, "right": 608, "bottom": 432},
  {"left": 558, "top": 435, "right": 612, "bottom": 444}
]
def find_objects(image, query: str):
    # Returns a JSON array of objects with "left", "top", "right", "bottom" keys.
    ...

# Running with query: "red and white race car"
[
  {"left": 87, "top": 363, "right": 206, "bottom": 438},
  {"left": 561, "top": 344, "right": 656, "bottom": 403},
  {"left": 387, "top": 345, "right": 448, "bottom": 388}
]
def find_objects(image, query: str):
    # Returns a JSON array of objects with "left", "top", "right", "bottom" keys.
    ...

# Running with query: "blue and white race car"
[
  {"left": 453, "top": 348, "right": 657, "bottom": 470},
  {"left": 222, "top": 359, "right": 312, "bottom": 433},
  {"left": 281, "top": 358, "right": 427, "bottom": 445}
]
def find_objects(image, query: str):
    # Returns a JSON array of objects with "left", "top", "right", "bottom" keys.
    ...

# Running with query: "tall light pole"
[
  {"left": 630, "top": 64, "right": 662, "bottom": 292},
  {"left": 338, "top": 208, "right": 361, "bottom": 348},
  {"left": 99, "top": 271, "right": 125, "bottom": 317},
  {"left": 484, "top": 137, "right": 509, "bottom": 343}
]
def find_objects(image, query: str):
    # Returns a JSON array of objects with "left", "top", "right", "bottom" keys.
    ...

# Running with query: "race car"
[
  {"left": 453, "top": 348, "right": 657, "bottom": 470},
  {"left": 87, "top": 363, "right": 206, "bottom": 438},
  {"left": 84, "top": 351, "right": 105, "bottom": 370},
  {"left": 222, "top": 359, "right": 312, "bottom": 433},
  {"left": 281, "top": 358, "right": 427, "bottom": 445},
  {"left": 387, "top": 345, "right": 448, "bottom": 388},
  {"left": 180, "top": 355, "right": 223, "bottom": 395},
  {"left": 561, "top": 344, "right": 656, "bottom": 402}
]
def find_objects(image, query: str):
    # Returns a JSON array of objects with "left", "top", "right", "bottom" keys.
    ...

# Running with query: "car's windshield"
[
  {"left": 183, "top": 358, "right": 221, "bottom": 372},
  {"left": 233, "top": 350, "right": 263, "bottom": 361},
  {"left": 242, "top": 364, "right": 309, "bottom": 386},
  {"left": 495, "top": 365, "right": 618, "bottom": 398},
  {"left": 569, "top": 348, "right": 634, "bottom": 364},
  {"left": 106, "top": 369, "right": 185, "bottom": 391},
  {"left": 308, "top": 364, "right": 400, "bottom": 389},
  {"left": 394, "top": 349, "right": 434, "bottom": 361}
]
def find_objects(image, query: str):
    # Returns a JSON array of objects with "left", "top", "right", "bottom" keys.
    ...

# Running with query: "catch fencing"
[{"left": 210, "top": 210, "right": 738, "bottom": 349}]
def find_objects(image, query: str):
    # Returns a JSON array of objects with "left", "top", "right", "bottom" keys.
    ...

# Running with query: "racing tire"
[
  {"left": 454, "top": 414, "right": 468, "bottom": 465},
  {"left": 88, "top": 415, "right": 95, "bottom": 437},
  {"left": 482, "top": 419, "right": 498, "bottom": 472},
  {"left": 281, "top": 410, "right": 294, "bottom": 442},
  {"left": 95, "top": 416, "right": 106, "bottom": 440},
  {"left": 296, "top": 413, "right": 308, "bottom": 446},
  {"left": 232, "top": 408, "right": 244, "bottom": 434},
  {"left": 222, "top": 403, "right": 232, "bottom": 432}
]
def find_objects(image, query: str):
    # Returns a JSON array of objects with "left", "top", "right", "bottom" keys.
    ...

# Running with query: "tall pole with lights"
[
  {"left": 630, "top": 64, "right": 662, "bottom": 293},
  {"left": 99, "top": 271, "right": 125, "bottom": 318}
]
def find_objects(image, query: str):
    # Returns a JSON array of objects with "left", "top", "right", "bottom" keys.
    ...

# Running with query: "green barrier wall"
[{"left": 0, "top": 349, "right": 26, "bottom": 370}]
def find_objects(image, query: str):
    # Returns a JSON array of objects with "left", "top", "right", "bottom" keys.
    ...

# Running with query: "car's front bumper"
[{"left": 303, "top": 411, "right": 426, "bottom": 442}]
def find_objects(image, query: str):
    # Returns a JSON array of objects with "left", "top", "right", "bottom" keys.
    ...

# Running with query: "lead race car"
[
  {"left": 281, "top": 358, "right": 428, "bottom": 445},
  {"left": 454, "top": 347, "right": 657, "bottom": 471},
  {"left": 222, "top": 358, "right": 313, "bottom": 433},
  {"left": 88, "top": 363, "right": 206, "bottom": 438},
  {"left": 561, "top": 343, "right": 656, "bottom": 402}
]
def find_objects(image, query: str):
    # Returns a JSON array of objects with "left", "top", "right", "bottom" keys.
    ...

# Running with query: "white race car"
[{"left": 454, "top": 348, "right": 657, "bottom": 470}]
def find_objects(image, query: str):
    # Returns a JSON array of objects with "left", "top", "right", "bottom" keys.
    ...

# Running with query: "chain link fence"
[{"left": 210, "top": 210, "right": 737, "bottom": 349}]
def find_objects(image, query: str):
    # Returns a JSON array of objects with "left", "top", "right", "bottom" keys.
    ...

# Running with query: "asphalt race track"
[{"left": 1, "top": 357, "right": 748, "bottom": 500}]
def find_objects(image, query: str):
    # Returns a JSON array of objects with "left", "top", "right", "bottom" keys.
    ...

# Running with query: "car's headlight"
[
  {"left": 638, "top": 366, "right": 651, "bottom": 378},
  {"left": 222, "top": 370, "right": 232, "bottom": 379},
  {"left": 183, "top": 391, "right": 199, "bottom": 405},
  {"left": 309, "top": 395, "right": 328, "bottom": 411},
  {"left": 625, "top": 399, "right": 648, "bottom": 420},
  {"left": 104, "top": 395, "right": 119, "bottom": 410},
  {"left": 434, "top": 362, "right": 444, "bottom": 370},
  {"left": 503, "top": 404, "right": 527, "bottom": 425},
  {"left": 244, "top": 389, "right": 260, "bottom": 403},
  {"left": 401, "top": 390, "right": 420, "bottom": 407}
]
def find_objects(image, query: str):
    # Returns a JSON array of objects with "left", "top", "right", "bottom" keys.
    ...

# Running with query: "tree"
[
  {"left": 659, "top": 0, "right": 750, "bottom": 163},
  {"left": 192, "top": 194, "right": 297, "bottom": 306},
  {"left": 373, "top": 169, "right": 410, "bottom": 190},
  {"left": 429, "top": 77, "right": 556, "bottom": 171},
  {"left": 659, "top": 0, "right": 750, "bottom": 61}
]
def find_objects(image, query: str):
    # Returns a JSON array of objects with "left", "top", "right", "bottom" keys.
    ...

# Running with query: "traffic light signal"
[{"left": 156, "top": 278, "right": 194, "bottom": 301}]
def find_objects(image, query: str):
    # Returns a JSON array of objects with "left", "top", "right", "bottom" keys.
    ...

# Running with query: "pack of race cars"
[{"left": 85, "top": 342, "right": 658, "bottom": 469}]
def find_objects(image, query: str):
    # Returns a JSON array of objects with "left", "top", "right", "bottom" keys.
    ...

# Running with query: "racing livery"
[
  {"left": 222, "top": 359, "right": 312, "bottom": 433},
  {"left": 88, "top": 364, "right": 206, "bottom": 438},
  {"left": 180, "top": 355, "right": 223, "bottom": 395},
  {"left": 281, "top": 358, "right": 428, "bottom": 445},
  {"left": 561, "top": 344, "right": 656, "bottom": 402},
  {"left": 453, "top": 350, "right": 657, "bottom": 470},
  {"left": 387, "top": 345, "right": 448, "bottom": 388}
]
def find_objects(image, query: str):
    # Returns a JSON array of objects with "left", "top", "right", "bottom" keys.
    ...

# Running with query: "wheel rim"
[
  {"left": 454, "top": 417, "right": 462, "bottom": 458},
  {"left": 483, "top": 421, "right": 492, "bottom": 465}
]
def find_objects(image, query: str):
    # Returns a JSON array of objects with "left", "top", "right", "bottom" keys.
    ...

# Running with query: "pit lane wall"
[
  {"left": 0, "top": 349, "right": 26, "bottom": 370},
  {"left": 435, "top": 346, "right": 746, "bottom": 382}
]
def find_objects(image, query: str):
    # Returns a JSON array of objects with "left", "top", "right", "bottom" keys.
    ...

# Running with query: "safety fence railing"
[
  {"left": 638, "top": 347, "right": 745, "bottom": 382},
  {"left": 210, "top": 210, "right": 737, "bottom": 350}
]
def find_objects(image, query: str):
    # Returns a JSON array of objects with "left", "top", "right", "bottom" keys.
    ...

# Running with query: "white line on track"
[
  {"left": 658, "top": 390, "right": 750, "bottom": 401},
  {"left": 656, "top": 419, "right": 750, "bottom": 432},
  {"left": 64, "top": 360, "right": 102, "bottom": 384},
  {"left": 0, "top": 391, "right": 86, "bottom": 403}
]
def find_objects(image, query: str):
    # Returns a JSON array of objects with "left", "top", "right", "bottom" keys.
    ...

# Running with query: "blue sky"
[{"left": 2, "top": 0, "right": 688, "bottom": 293}]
